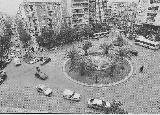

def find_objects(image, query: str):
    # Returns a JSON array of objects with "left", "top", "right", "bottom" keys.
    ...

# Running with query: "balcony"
[
  {"left": 72, "top": 3, "right": 88, "bottom": 8},
  {"left": 72, "top": 0, "right": 88, "bottom": 3}
]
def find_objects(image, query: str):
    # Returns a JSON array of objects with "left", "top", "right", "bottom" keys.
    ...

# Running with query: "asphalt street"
[{"left": 1, "top": 36, "right": 160, "bottom": 113}]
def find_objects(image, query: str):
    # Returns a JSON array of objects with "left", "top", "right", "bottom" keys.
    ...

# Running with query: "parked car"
[
  {"left": 87, "top": 98, "right": 111, "bottom": 110},
  {"left": 36, "top": 84, "right": 52, "bottom": 96},
  {"left": 35, "top": 71, "right": 48, "bottom": 80},
  {"left": 63, "top": 89, "right": 81, "bottom": 101},
  {"left": 40, "top": 57, "right": 51, "bottom": 65},
  {"left": 13, "top": 57, "right": 21, "bottom": 66},
  {"left": 0, "top": 70, "right": 7, "bottom": 84}
]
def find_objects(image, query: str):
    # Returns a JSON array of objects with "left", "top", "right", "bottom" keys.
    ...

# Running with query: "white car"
[
  {"left": 88, "top": 98, "right": 111, "bottom": 110},
  {"left": 36, "top": 84, "right": 52, "bottom": 96},
  {"left": 13, "top": 58, "right": 21, "bottom": 66},
  {"left": 63, "top": 89, "right": 81, "bottom": 101}
]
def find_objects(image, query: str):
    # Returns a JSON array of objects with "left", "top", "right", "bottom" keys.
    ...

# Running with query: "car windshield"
[
  {"left": 102, "top": 101, "right": 106, "bottom": 106},
  {"left": 43, "top": 87, "right": 49, "bottom": 91},
  {"left": 69, "top": 92, "right": 75, "bottom": 98},
  {"left": 90, "top": 99, "right": 94, "bottom": 102}
]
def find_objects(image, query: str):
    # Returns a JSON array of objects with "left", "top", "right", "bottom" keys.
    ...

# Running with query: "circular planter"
[{"left": 62, "top": 57, "right": 133, "bottom": 87}]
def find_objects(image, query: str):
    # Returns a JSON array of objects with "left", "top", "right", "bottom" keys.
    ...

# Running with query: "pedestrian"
[
  {"left": 140, "top": 66, "right": 144, "bottom": 73},
  {"left": 36, "top": 67, "right": 40, "bottom": 73}
]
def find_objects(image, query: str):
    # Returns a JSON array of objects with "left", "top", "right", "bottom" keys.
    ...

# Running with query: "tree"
[
  {"left": 56, "top": 26, "right": 73, "bottom": 45},
  {"left": 91, "top": 23, "right": 103, "bottom": 33},
  {"left": 78, "top": 24, "right": 94, "bottom": 39},
  {"left": 0, "top": 19, "right": 12, "bottom": 62},
  {"left": 99, "top": 43, "right": 114, "bottom": 55},
  {"left": 0, "top": 35, "right": 11, "bottom": 61},
  {"left": 108, "top": 54, "right": 119, "bottom": 77},
  {"left": 82, "top": 41, "right": 92, "bottom": 56},
  {"left": 36, "top": 28, "right": 57, "bottom": 49},
  {"left": 66, "top": 47, "right": 97, "bottom": 76},
  {"left": 17, "top": 20, "right": 31, "bottom": 48},
  {"left": 66, "top": 48, "right": 87, "bottom": 76}
]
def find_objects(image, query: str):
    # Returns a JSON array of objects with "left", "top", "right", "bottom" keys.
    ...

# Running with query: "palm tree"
[
  {"left": 82, "top": 41, "right": 92, "bottom": 56},
  {"left": 99, "top": 43, "right": 114, "bottom": 56},
  {"left": 108, "top": 54, "right": 119, "bottom": 77}
]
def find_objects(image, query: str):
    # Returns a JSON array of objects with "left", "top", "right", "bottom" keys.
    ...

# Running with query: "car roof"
[
  {"left": 37, "top": 84, "right": 46, "bottom": 89},
  {"left": 63, "top": 89, "right": 74, "bottom": 95},
  {"left": 92, "top": 99, "right": 103, "bottom": 105}
]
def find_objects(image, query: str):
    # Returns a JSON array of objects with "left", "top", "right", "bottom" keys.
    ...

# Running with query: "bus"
[
  {"left": 135, "top": 36, "right": 160, "bottom": 50},
  {"left": 93, "top": 31, "right": 109, "bottom": 39}
]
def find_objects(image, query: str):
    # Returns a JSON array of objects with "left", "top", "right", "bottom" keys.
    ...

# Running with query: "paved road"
[{"left": 1, "top": 36, "right": 160, "bottom": 113}]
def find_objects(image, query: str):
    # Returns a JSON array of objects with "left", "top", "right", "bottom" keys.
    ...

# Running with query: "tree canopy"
[
  {"left": 16, "top": 20, "right": 31, "bottom": 47},
  {"left": 0, "top": 19, "right": 12, "bottom": 61}
]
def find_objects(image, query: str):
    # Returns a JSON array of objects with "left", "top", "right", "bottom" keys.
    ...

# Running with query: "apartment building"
[
  {"left": 71, "top": 0, "right": 108, "bottom": 27},
  {"left": 89, "top": 0, "right": 108, "bottom": 24},
  {"left": 19, "top": 0, "right": 62, "bottom": 36},
  {"left": 71, "top": 0, "right": 89, "bottom": 27},
  {"left": 136, "top": 0, "right": 160, "bottom": 26},
  {"left": 107, "top": 1, "right": 137, "bottom": 32}
]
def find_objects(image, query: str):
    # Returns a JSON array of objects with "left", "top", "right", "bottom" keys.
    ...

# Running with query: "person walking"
[
  {"left": 140, "top": 66, "right": 144, "bottom": 73},
  {"left": 36, "top": 67, "right": 40, "bottom": 73}
]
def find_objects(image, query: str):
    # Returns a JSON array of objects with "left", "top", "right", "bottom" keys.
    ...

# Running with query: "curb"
[{"left": 62, "top": 58, "right": 134, "bottom": 87}]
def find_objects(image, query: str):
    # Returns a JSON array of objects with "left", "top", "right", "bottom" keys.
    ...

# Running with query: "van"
[{"left": 135, "top": 36, "right": 160, "bottom": 50}]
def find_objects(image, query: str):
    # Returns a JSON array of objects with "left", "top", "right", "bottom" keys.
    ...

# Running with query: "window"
[
  {"left": 150, "top": 0, "right": 160, "bottom": 4},
  {"left": 148, "top": 6, "right": 159, "bottom": 10}
]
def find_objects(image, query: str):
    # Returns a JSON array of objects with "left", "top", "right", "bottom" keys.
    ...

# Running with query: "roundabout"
[{"left": 63, "top": 56, "right": 133, "bottom": 87}]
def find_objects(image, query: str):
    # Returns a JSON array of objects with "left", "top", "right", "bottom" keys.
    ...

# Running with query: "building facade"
[
  {"left": 106, "top": 1, "right": 137, "bottom": 32},
  {"left": 71, "top": 0, "right": 108, "bottom": 27},
  {"left": 136, "top": 0, "right": 160, "bottom": 26},
  {"left": 89, "top": 0, "right": 108, "bottom": 24},
  {"left": 20, "top": 0, "right": 62, "bottom": 36},
  {"left": 71, "top": 0, "right": 89, "bottom": 27}
]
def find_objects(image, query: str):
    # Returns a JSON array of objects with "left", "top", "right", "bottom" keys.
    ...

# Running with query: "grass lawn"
[{"left": 65, "top": 58, "right": 131, "bottom": 85}]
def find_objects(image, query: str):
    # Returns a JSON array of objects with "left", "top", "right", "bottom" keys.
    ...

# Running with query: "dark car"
[
  {"left": 128, "top": 33, "right": 137, "bottom": 40},
  {"left": 87, "top": 98, "right": 111, "bottom": 110},
  {"left": 40, "top": 57, "right": 51, "bottom": 65},
  {"left": 128, "top": 50, "right": 138, "bottom": 56},
  {"left": 0, "top": 70, "right": 7, "bottom": 84},
  {"left": 35, "top": 71, "right": 48, "bottom": 80}
]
